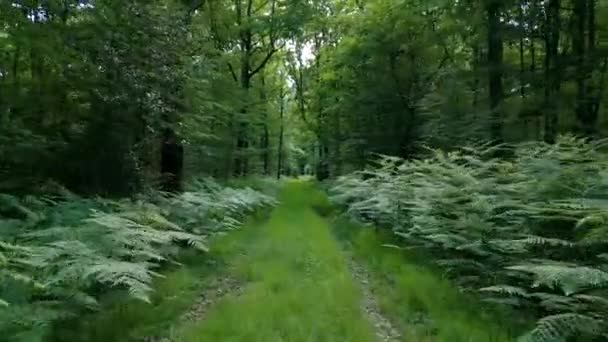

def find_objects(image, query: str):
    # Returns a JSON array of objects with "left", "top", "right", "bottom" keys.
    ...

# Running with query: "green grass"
[
  {"left": 178, "top": 181, "right": 377, "bottom": 342},
  {"left": 334, "top": 219, "right": 523, "bottom": 342}
]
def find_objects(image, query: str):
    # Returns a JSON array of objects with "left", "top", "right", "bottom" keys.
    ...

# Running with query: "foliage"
[
  {"left": 330, "top": 136, "right": 608, "bottom": 341},
  {"left": 286, "top": 0, "right": 608, "bottom": 177},
  {"left": 0, "top": 179, "right": 275, "bottom": 341},
  {"left": 334, "top": 218, "right": 520, "bottom": 341},
  {"left": 1, "top": 0, "right": 191, "bottom": 194},
  {"left": 178, "top": 182, "right": 378, "bottom": 342}
]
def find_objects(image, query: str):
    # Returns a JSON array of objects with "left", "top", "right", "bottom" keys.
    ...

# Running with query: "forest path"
[{"left": 172, "top": 181, "right": 392, "bottom": 342}]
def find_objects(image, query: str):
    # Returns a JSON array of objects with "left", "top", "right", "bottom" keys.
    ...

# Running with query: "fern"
[
  {"left": 330, "top": 135, "right": 608, "bottom": 338},
  {"left": 518, "top": 314, "right": 604, "bottom": 342},
  {"left": 507, "top": 264, "right": 608, "bottom": 296},
  {"left": 0, "top": 178, "right": 277, "bottom": 340},
  {"left": 480, "top": 285, "right": 531, "bottom": 298}
]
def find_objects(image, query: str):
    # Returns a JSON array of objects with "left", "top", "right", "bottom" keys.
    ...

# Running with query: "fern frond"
[
  {"left": 480, "top": 285, "right": 531, "bottom": 298},
  {"left": 507, "top": 264, "right": 608, "bottom": 295},
  {"left": 514, "top": 236, "right": 574, "bottom": 248},
  {"left": 83, "top": 260, "right": 160, "bottom": 303},
  {"left": 519, "top": 314, "right": 604, "bottom": 342}
]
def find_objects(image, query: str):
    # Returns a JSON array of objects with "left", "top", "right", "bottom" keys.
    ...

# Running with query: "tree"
[{"left": 486, "top": 0, "right": 505, "bottom": 142}]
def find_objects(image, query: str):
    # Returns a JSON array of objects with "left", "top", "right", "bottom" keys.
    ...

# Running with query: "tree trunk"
[
  {"left": 261, "top": 123, "right": 269, "bottom": 175},
  {"left": 573, "top": 0, "right": 595, "bottom": 135},
  {"left": 544, "top": 0, "right": 561, "bottom": 144},
  {"left": 472, "top": 44, "right": 481, "bottom": 109},
  {"left": 487, "top": 1, "right": 504, "bottom": 143},
  {"left": 277, "top": 87, "right": 285, "bottom": 179},
  {"left": 161, "top": 128, "right": 184, "bottom": 193},
  {"left": 259, "top": 74, "right": 270, "bottom": 175},
  {"left": 233, "top": 0, "right": 252, "bottom": 177},
  {"left": 234, "top": 50, "right": 251, "bottom": 177},
  {"left": 316, "top": 144, "right": 330, "bottom": 181},
  {"left": 519, "top": 0, "right": 526, "bottom": 98}
]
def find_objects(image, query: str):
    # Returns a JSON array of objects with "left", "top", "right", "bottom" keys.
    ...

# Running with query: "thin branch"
[
  {"left": 249, "top": 48, "right": 279, "bottom": 78},
  {"left": 246, "top": 0, "right": 253, "bottom": 17},
  {"left": 253, "top": 0, "right": 270, "bottom": 13},
  {"left": 227, "top": 62, "right": 239, "bottom": 83}
]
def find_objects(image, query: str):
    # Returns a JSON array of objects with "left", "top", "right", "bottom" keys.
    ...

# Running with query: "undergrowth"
[
  {"left": 0, "top": 178, "right": 276, "bottom": 341},
  {"left": 330, "top": 135, "right": 608, "bottom": 341},
  {"left": 334, "top": 218, "right": 525, "bottom": 341}
]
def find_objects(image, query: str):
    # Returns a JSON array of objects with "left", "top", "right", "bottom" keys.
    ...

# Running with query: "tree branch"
[
  {"left": 227, "top": 62, "right": 239, "bottom": 83},
  {"left": 249, "top": 48, "right": 279, "bottom": 78},
  {"left": 253, "top": 0, "right": 271, "bottom": 13}
]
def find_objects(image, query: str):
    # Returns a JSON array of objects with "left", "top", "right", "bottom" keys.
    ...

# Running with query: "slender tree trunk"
[
  {"left": 519, "top": 0, "right": 526, "bottom": 98},
  {"left": 234, "top": 0, "right": 253, "bottom": 177},
  {"left": 276, "top": 87, "right": 285, "bottom": 179},
  {"left": 161, "top": 128, "right": 184, "bottom": 193},
  {"left": 235, "top": 69, "right": 251, "bottom": 177},
  {"left": 575, "top": 0, "right": 602, "bottom": 136},
  {"left": 5, "top": 45, "right": 20, "bottom": 123},
  {"left": 261, "top": 121, "right": 269, "bottom": 175},
  {"left": 588, "top": 0, "right": 596, "bottom": 54},
  {"left": 259, "top": 74, "right": 270, "bottom": 175},
  {"left": 544, "top": 0, "right": 561, "bottom": 143},
  {"left": 313, "top": 35, "right": 330, "bottom": 180},
  {"left": 472, "top": 44, "right": 481, "bottom": 108},
  {"left": 487, "top": 1, "right": 504, "bottom": 143},
  {"left": 234, "top": 56, "right": 251, "bottom": 177},
  {"left": 530, "top": 40, "right": 536, "bottom": 72},
  {"left": 529, "top": 9, "right": 542, "bottom": 140},
  {"left": 573, "top": 0, "right": 595, "bottom": 135}
]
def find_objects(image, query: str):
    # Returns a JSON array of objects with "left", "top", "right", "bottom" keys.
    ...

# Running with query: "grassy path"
[
  {"left": 168, "top": 181, "right": 522, "bottom": 342},
  {"left": 177, "top": 181, "right": 378, "bottom": 341},
  {"left": 61, "top": 180, "right": 521, "bottom": 341}
]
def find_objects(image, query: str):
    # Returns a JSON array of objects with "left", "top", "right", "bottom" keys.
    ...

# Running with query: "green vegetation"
[
  {"left": 0, "top": 179, "right": 275, "bottom": 341},
  {"left": 179, "top": 182, "right": 377, "bottom": 341},
  {"left": 49, "top": 251, "right": 217, "bottom": 341},
  {"left": 334, "top": 219, "right": 523, "bottom": 341},
  {"left": 2, "top": 0, "right": 608, "bottom": 341},
  {"left": 330, "top": 137, "right": 608, "bottom": 341}
]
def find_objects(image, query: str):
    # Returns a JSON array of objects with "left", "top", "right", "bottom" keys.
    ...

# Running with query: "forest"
[{"left": 1, "top": 0, "right": 608, "bottom": 341}]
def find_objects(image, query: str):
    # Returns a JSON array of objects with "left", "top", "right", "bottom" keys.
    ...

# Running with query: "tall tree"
[
  {"left": 486, "top": 0, "right": 505, "bottom": 143},
  {"left": 544, "top": 0, "right": 561, "bottom": 143}
]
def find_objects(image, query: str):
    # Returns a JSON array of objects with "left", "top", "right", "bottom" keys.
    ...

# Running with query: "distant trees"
[
  {"left": 1, "top": 0, "right": 607, "bottom": 192},
  {"left": 289, "top": 0, "right": 608, "bottom": 176},
  {"left": 1, "top": 1, "right": 190, "bottom": 194}
]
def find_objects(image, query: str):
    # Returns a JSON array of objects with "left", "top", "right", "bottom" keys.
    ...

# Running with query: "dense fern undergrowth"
[
  {"left": 0, "top": 178, "right": 276, "bottom": 341},
  {"left": 330, "top": 135, "right": 608, "bottom": 342}
]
